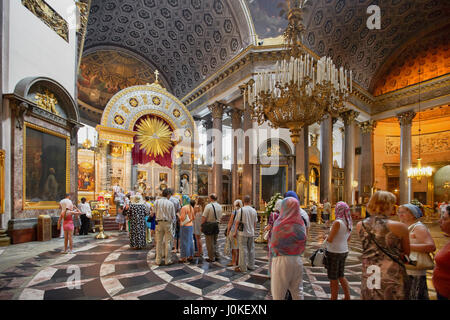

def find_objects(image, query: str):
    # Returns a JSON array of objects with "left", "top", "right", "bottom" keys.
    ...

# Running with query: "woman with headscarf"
[
  {"left": 264, "top": 199, "right": 282, "bottom": 276},
  {"left": 284, "top": 191, "right": 310, "bottom": 233},
  {"left": 398, "top": 203, "right": 436, "bottom": 300},
  {"left": 226, "top": 199, "right": 243, "bottom": 267},
  {"left": 129, "top": 194, "right": 147, "bottom": 249},
  {"left": 269, "top": 197, "right": 307, "bottom": 300},
  {"left": 325, "top": 201, "right": 353, "bottom": 300},
  {"left": 178, "top": 195, "right": 196, "bottom": 263}
]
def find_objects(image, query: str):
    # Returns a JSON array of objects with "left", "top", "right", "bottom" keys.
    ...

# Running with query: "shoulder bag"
[
  {"left": 201, "top": 204, "right": 220, "bottom": 235},
  {"left": 238, "top": 208, "right": 244, "bottom": 232},
  {"left": 405, "top": 222, "right": 435, "bottom": 270}
]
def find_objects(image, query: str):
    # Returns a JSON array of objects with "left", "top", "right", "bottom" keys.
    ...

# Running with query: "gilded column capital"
[
  {"left": 340, "top": 110, "right": 360, "bottom": 126},
  {"left": 358, "top": 120, "right": 378, "bottom": 134},
  {"left": 397, "top": 110, "right": 416, "bottom": 126},
  {"left": 209, "top": 102, "right": 225, "bottom": 120},
  {"left": 231, "top": 108, "right": 243, "bottom": 123}
]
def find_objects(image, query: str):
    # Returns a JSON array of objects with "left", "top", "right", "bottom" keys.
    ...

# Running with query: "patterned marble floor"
[{"left": 0, "top": 223, "right": 369, "bottom": 300}]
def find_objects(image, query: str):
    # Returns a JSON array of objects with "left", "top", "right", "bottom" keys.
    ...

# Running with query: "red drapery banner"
[{"left": 132, "top": 115, "right": 173, "bottom": 168}]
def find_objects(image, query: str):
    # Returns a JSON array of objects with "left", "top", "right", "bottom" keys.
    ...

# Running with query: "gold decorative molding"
[
  {"left": 358, "top": 120, "right": 378, "bottom": 134},
  {"left": 96, "top": 125, "right": 135, "bottom": 145},
  {"left": 385, "top": 130, "right": 450, "bottom": 155},
  {"left": 397, "top": 110, "right": 416, "bottom": 126},
  {"left": 22, "top": 0, "right": 68, "bottom": 42},
  {"left": 34, "top": 89, "right": 59, "bottom": 115}
]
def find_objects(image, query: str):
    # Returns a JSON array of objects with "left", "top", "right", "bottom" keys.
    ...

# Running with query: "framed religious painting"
[
  {"left": 23, "top": 122, "right": 70, "bottom": 209},
  {"left": 78, "top": 161, "right": 95, "bottom": 191}
]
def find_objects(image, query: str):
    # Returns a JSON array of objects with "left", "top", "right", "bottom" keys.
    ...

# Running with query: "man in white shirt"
[
  {"left": 201, "top": 193, "right": 223, "bottom": 262},
  {"left": 59, "top": 194, "right": 73, "bottom": 238},
  {"left": 78, "top": 197, "right": 92, "bottom": 235},
  {"left": 154, "top": 188, "right": 176, "bottom": 265},
  {"left": 233, "top": 195, "right": 258, "bottom": 272}
]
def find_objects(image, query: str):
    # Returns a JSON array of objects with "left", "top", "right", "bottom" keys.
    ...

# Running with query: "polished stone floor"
[{"left": 0, "top": 221, "right": 445, "bottom": 300}]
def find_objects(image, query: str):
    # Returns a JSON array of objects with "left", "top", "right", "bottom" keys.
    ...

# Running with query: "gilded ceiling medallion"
[
  {"left": 135, "top": 117, "right": 173, "bottom": 157},
  {"left": 129, "top": 97, "right": 139, "bottom": 107},
  {"left": 173, "top": 109, "right": 181, "bottom": 118},
  {"left": 114, "top": 114, "right": 125, "bottom": 125},
  {"left": 184, "top": 129, "right": 192, "bottom": 138},
  {"left": 152, "top": 96, "right": 161, "bottom": 105}
]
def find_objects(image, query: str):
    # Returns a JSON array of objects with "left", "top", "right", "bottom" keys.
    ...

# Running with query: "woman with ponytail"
[{"left": 325, "top": 201, "right": 353, "bottom": 300}]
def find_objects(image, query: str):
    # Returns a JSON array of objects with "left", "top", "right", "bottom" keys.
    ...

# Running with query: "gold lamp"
[
  {"left": 248, "top": 0, "right": 351, "bottom": 144},
  {"left": 407, "top": 69, "right": 433, "bottom": 181}
]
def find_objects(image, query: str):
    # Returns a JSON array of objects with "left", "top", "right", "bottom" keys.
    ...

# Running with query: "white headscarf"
[
  {"left": 274, "top": 199, "right": 283, "bottom": 212},
  {"left": 131, "top": 194, "right": 144, "bottom": 204}
]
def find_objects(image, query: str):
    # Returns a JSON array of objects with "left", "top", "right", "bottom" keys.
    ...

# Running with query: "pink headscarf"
[
  {"left": 335, "top": 201, "right": 352, "bottom": 231},
  {"left": 269, "top": 197, "right": 306, "bottom": 257}
]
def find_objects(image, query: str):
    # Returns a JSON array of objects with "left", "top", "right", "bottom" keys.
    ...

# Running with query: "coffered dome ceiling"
[
  {"left": 83, "top": 0, "right": 252, "bottom": 102},
  {"left": 300, "top": 0, "right": 449, "bottom": 92},
  {"left": 80, "top": 0, "right": 449, "bottom": 119},
  {"left": 247, "top": 0, "right": 449, "bottom": 93}
]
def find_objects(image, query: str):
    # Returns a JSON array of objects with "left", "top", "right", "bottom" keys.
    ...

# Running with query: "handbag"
[
  {"left": 309, "top": 242, "right": 327, "bottom": 267},
  {"left": 406, "top": 251, "right": 434, "bottom": 270},
  {"left": 201, "top": 204, "right": 220, "bottom": 235}
]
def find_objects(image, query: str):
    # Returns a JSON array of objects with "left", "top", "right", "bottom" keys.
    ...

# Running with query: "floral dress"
[
  {"left": 129, "top": 203, "right": 147, "bottom": 249},
  {"left": 359, "top": 215, "right": 408, "bottom": 300}
]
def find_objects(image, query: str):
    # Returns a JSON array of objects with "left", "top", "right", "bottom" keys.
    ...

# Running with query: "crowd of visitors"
[{"left": 58, "top": 187, "right": 449, "bottom": 301}]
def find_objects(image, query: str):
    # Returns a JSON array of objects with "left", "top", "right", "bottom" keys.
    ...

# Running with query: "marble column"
[
  {"left": 209, "top": 102, "right": 225, "bottom": 203},
  {"left": 358, "top": 120, "right": 377, "bottom": 201},
  {"left": 341, "top": 110, "right": 360, "bottom": 205},
  {"left": 202, "top": 118, "right": 213, "bottom": 166},
  {"left": 231, "top": 108, "right": 243, "bottom": 202},
  {"left": 320, "top": 116, "right": 333, "bottom": 203},
  {"left": 397, "top": 111, "right": 416, "bottom": 204},
  {"left": 242, "top": 107, "right": 253, "bottom": 202}
]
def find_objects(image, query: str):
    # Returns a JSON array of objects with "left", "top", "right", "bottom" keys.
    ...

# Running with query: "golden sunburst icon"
[{"left": 135, "top": 117, "right": 173, "bottom": 157}]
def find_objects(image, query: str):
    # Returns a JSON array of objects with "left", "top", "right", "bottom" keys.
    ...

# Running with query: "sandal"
[
  {"left": 227, "top": 262, "right": 234, "bottom": 267},
  {"left": 234, "top": 267, "right": 242, "bottom": 272}
]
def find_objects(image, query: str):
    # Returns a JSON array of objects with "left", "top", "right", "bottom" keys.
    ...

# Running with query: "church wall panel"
[{"left": 4, "top": 0, "right": 77, "bottom": 98}]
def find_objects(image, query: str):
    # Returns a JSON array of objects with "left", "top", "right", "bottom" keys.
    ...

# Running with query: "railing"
[{"left": 222, "top": 204, "right": 233, "bottom": 214}]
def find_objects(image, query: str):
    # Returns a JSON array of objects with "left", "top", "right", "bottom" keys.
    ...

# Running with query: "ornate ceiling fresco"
[
  {"left": 246, "top": 0, "right": 287, "bottom": 40},
  {"left": 301, "top": 0, "right": 450, "bottom": 93},
  {"left": 373, "top": 26, "right": 449, "bottom": 96},
  {"left": 83, "top": 0, "right": 250, "bottom": 103},
  {"left": 78, "top": 50, "right": 158, "bottom": 111}
]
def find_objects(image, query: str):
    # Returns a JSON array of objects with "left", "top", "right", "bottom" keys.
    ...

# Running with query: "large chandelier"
[
  {"left": 407, "top": 69, "right": 433, "bottom": 181},
  {"left": 248, "top": 1, "right": 352, "bottom": 144}
]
